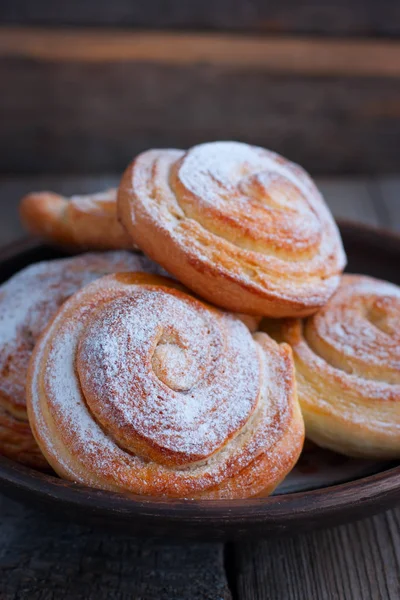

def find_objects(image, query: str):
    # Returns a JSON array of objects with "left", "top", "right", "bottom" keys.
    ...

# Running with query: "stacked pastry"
[{"left": 0, "top": 140, "right": 395, "bottom": 500}]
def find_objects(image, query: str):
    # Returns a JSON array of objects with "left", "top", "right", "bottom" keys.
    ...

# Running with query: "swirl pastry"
[
  {"left": 27, "top": 273, "right": 304, "bottom": 498},
  {"left": 118, "top": 141, "right": 346, "bottom": 317},
  {"left": 20, "top": 188, "right": 132, "bottom": 250},
  {"left": 0, "top": 251, "right": 161, "bottom": 469},
  {"left": 267, "top": 275, "right": 400, "bottom": 458}
]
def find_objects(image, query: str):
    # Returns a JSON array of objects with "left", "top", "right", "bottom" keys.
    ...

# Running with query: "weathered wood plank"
[
  {"left": 374, "top": 177, "right": 400, "bottom": 231},
  {"left": 0, "top": 494, "right": 231, "bottom": 600},
  {"left": 317, "top": 178, "right": 379, "bottom": 227},
  {"left": 234, "top": 508, "right": 400, "bottom": 600},
  {"left": 1, "top": 0, "right": 399, "bottom": 36},
  {"left": 1, "top": 29, "right": 400, "bottom": 78},
  {"left": 1, "top": 57, "right": 400, "bottom": 174}
]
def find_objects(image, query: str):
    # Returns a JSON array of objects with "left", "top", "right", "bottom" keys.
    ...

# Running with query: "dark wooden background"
[
  {"left": 2, "top": 1, "right": 399, "bottom": 33},
  {"left": 1, "top": 0, "right": 400, "bottom": 175}
]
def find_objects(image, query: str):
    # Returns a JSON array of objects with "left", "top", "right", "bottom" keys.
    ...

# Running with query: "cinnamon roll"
[
  {"left": 118, "top": 141, "right": 346, "bottom": 317},
  {"left": 27, "top": 273, "right": 304, "bottom": 498},
  {"left": 20, "top": 189, "right": 132, "bottom": 250},
  {"left": 267, "top": 275, "right": 400, "bottom": 458},
  {"left": 0, "top": 251, "right": 161, "bottom": 468}
]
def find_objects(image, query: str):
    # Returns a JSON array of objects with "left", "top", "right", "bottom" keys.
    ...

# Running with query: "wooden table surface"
[{"left": 0, "top": 175, "right": 399, "bottom": 600}]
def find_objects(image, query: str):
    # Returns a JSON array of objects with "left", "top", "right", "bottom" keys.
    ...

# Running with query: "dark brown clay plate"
[{"left": 0, "top": 222, "right": 399, "bottom": 540}]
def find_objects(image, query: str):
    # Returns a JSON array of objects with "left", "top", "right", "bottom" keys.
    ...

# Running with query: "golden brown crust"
[
  {"left": 267, "top": 274, "right": 400, "bottom": 458},
  {"left": 20, "top": 189, "right": 133, "bottom": 251},
  {"left": 0, "top": 402, "right": 46, "bottom": 469},
  {"left": 0, "top": 251, "right": 162, "bottom": 469},
  {"left": 27, "top": 273, "right": 304, "bottom": 498},
  {"left": 118, "top": 142, "right": 346, "bottom": 317}
]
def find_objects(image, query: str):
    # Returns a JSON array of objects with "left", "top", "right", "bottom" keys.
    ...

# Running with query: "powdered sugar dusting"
[
  {"left": 0, "top": 251, "right": 162, "bottom": 410},
  {"left": 70, "top": 189, "right": 116, "bottom": 213},
  {"left": 77, "top": 287, "right": 259, "bottom": 461},
  {"left": 36, "top": 318, "right": 119, "bottom": 477},
  {"left": 179, "top": 142, "right": 311, "bottom": 207}
]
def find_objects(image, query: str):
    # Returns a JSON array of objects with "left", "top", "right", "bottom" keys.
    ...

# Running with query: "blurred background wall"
[{"left": 1, "top": 0, "right": 399, "bottom": 175}]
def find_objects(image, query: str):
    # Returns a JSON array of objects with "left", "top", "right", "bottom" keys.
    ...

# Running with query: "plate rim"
[{"left": 1, "top": 454, "right": 399, "bottom": 523}]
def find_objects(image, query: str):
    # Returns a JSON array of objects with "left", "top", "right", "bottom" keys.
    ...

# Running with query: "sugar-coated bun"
[
  {"left": 27, "top": 272, "right": 304, "bottom": 497},
  {"left": 266, "top": 274, "right": 400, "bottom": 458},
  {"left": 118, "top": 141, "right": 346, "bottom": 317}
]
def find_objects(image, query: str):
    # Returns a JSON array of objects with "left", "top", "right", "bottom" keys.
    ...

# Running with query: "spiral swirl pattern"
[
  {"left": 0, "top": 251, "right": 161, "bottom": 468},
  {"left": 118, "top": 141, "right": 346, "bottom": 317},
  {"left": 271, "top": 275, "right": 400, "bottom": 458},
  {"left": 27, "top": 273, "right": 304, "bottom": 498}
]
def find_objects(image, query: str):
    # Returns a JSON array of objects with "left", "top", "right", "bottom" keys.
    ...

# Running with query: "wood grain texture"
[
  {"left": 0, "top": 495, "right": 231, "bottom": 600},
  {"left": 373, "top": 177, "right": 400, "bottom": 231},
  {"left": 1, "top": 0, "right": 399, "bottom": 36},
  {"left": 1, "top": 57, "right": 400, "bottom": 174},
  {"left": 2, "top": 29, "right": 400, "bottom": 77},
  {"left": 234, "top": 508, "right": 400, "bottom": 600}
]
